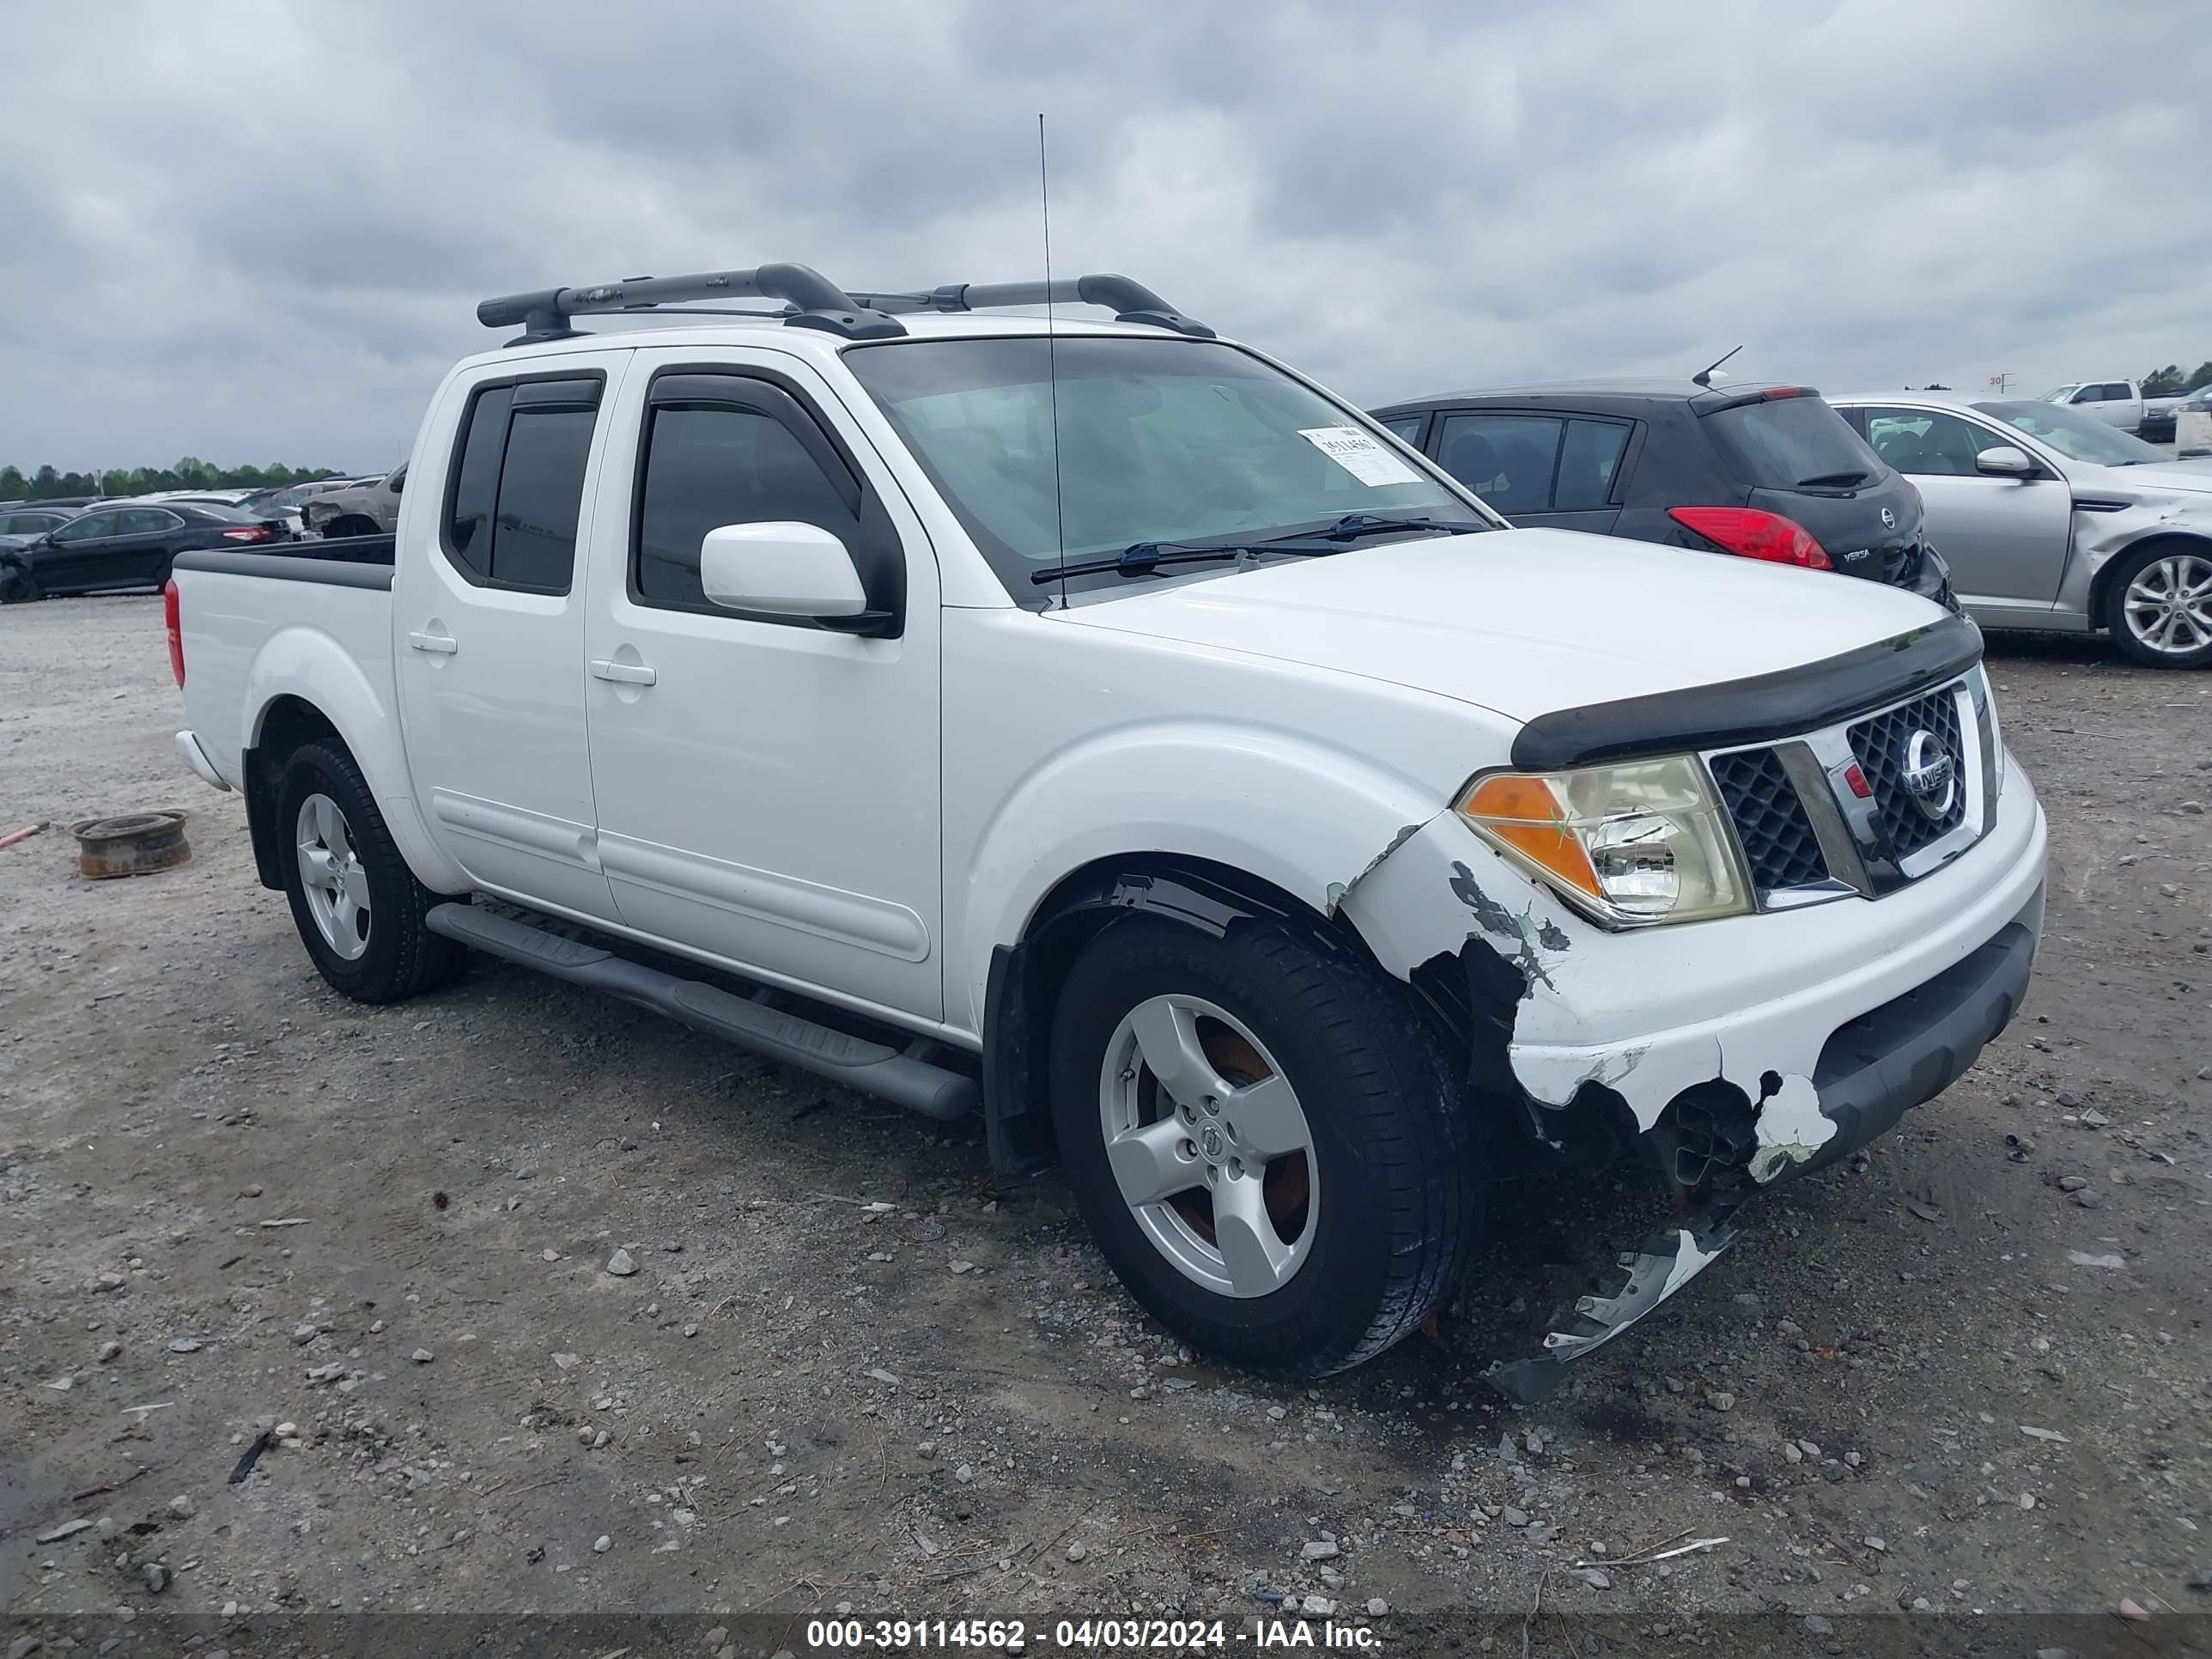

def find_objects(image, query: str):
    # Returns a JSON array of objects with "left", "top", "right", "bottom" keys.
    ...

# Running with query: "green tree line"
[
  {"left": 2141, "top": 362, "right": 2212, "bottom": 397},
  {"left": 0, "top": 458, "right": 350, "bottom": 501}
]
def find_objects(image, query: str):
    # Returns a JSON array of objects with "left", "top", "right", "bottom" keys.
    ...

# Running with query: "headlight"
[
  {"left": 1456, "top": 757, "right": 1750, "bottom": 927},
  {"left": 1971, "top": 663, "right": 2005, "bottom": 796}
]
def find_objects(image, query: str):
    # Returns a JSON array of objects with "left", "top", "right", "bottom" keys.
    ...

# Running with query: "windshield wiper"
[
  {"left": 1796, "top": 470, "right": 1869, "bottom": 488},
  {"left": 1030, "top": 514, "right": 1490, "bottom": 585},
  {"left": 1306, "top": 512, "right": 1493, "bottom": 540},
  {"left": 1030, "top": 542, "right": 1255, "bottom": 584}
]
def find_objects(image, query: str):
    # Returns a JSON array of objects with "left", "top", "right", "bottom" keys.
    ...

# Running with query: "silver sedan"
[{"left": 1832, "top": 392, "right": 2212, "bottom": 669}]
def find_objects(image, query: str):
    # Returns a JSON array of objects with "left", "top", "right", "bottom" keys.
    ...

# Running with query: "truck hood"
[{"left": 1059, "top": 528, "right": 1949, "bottom": 723}]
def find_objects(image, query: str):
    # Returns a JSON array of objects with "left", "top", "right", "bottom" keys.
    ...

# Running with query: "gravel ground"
[{"left": 3, "top": 595, "right": 2208, "bottom": 1652}]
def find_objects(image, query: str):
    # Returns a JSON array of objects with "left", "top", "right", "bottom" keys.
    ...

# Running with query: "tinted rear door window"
[
  {"left": 440, "top": 376, "right": 600, "bottom": 591},
  {"left": 489, "top": 408, "right": 596, "bottom": 591},
  {"left": 445, "top": 386, "right": 516, "bottom": 579},
  {"left": 1703, "top": 396, "right": 1881, "bottom": 489},
  {"left": 1436, "top": 413, "right": 1563, "bottom": 514},
  {"left": 1555, "top": 420, "right": 1631, "bottom": 509}
]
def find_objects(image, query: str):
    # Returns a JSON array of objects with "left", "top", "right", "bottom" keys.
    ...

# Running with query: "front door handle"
[
  {"left": 589, "top": 658, "right": 656, "bottom": 686},
  {"left": 407, "top": 630, "right": 458, "bottom": 655}
]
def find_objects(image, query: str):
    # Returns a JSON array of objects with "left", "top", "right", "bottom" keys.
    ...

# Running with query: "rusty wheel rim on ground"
[{"left": 68, "top": 811, "right": 191, "bottom": 878}]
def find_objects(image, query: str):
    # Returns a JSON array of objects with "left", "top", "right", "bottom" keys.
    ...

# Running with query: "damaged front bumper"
[
  {"left": 1345, "top": 754, "right": 2046, "bottom": 1179},
  {"left": 1485, "top": 1197, "right": 1745, "bottom": 1405},
  {"left": 1342, "top": 750, "right": 2047, "bottom": 1399},
  {"left": 1482, "top": 892, "right": 2040, "bottom": 1401}
]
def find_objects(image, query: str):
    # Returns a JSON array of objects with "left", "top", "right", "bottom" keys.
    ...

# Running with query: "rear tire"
[
  {"left": 276, "top": 740, "right": 460, "bottom": 1003},
  {"left": 1048, "top": 915, "right": 1480, "bottom": 1378},
  {"left": 2103, "top": 540, "right": 2212, "bottom": 669}
]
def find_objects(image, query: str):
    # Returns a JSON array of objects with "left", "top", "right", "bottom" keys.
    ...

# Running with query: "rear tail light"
[
  {"left": 163, "top": 579, "right": 185, "bottom": 687},
  {"left": 220, "top": 525, "right": 273, "bottom": 543},
  {"left": 1668, "top": 506, "right": 1833, "bottom": 571}
]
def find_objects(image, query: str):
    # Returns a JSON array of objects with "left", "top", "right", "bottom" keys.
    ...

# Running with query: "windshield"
[
  {"left": 2039, "top": 386, "right": 2077, "bottom": 402},
  {"left": 843, "top": 336, "right": 1475, "bottom": 595},
  {"left": 1974, "top": 399, "right": 2169, "bottom": 465}
]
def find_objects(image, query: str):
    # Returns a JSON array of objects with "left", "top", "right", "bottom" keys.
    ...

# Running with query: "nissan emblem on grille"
[{"left": 1900, "top": 729, "right": 1956, "bottom": 821}]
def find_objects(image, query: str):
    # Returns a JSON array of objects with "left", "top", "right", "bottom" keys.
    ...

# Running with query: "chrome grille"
[
  {"left": 1848, "top": 688, "right": 1966, "bottom": 861},
  {"left": 1710, "top": 747, "right": 1828, "bottom": 894}
]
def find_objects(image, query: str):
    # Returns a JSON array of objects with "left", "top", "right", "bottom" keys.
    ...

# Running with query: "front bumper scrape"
[
  {"left": 1484, "top": 1195, "right": 1745, "bottom": 1405},
  {"left": 1795, "top": 885, "right": 2041, "bottom": 1177}
]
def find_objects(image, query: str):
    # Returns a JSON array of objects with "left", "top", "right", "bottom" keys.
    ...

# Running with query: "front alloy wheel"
[
  {"left": 1048, "top": 915, "right": 1480, "bottom": 1378},
  {"left": 1099, "top": 994, "right": 1319, "bottom": 1299},
  {"left": 2111, "top": 545, "right": 2212, "bottom": 667}
]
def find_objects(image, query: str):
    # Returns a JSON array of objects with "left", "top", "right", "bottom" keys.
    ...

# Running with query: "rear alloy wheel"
[
  {"left": 1048, "top": 915, "right": 1479, "bottom": 1378},
  {"left": 276, "top": 739, "right": 459, "bottom": 1002},
  {"left": 295, "top": 793, "right": 374, "bottom": 962},
  {"left": 2106, "top": 543, "right": 2212, "bottom": 668}
]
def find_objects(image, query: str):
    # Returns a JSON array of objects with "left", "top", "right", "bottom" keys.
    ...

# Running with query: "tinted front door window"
[
  {"left": 635, "top": 405, "right": 863, "bottom": 609},
  {"left": 1863, "top": 410, "right": 2004, "bottom": 477},
  {"left": 51, "top": 512, "right": 117, "bottom": 544}
]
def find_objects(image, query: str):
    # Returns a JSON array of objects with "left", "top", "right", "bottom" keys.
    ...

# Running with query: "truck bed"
[{"left": 170, "top": 544, "right": 398, "bottom": 795}]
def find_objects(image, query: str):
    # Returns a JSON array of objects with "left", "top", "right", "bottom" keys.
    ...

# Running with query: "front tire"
[
  {"left": 276, "top": 740, "right": 459, "bottom": 1003},
  {"left": 2104, "top": 540, "right": 2212, "bottom": 668},
  {"left": 0, "top": 562, "right": 39, "bottom": 604},
  {"left": 1048, "top": 915, "right": 1479, "bottom": 1378}
]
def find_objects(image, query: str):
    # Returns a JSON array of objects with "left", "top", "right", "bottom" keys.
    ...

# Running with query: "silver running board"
[{"left": 425, "top": 902, "right": 976, "bottom": 1121}]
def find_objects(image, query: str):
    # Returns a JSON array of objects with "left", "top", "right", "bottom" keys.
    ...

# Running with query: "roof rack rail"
[
  {"left": 476, "top": 265, "right": 1212, "bottom": 346},
  {"left": 847, "top": 276, "right": 1212, "bottom": 338}
]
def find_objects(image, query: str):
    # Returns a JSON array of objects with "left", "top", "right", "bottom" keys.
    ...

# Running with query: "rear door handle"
[
  {"left": 407, "top": 630, "right": 459, "bottom": 654},
  {"left": 589, "top": 658, "right": 656, "bottom": 686}
]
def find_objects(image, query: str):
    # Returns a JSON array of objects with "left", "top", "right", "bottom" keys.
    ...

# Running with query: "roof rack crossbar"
[
  {"left": 848, "top": 274, "right": 1213, "bottom": 337},
  {"left": 477, "top": 266, "right": 1211, "bottom": 346},
  {"left": 475, "top": 264, "right": 905, "bottom": 344}
]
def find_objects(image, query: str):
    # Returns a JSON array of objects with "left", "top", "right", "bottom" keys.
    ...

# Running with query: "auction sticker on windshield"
[{"left": 1297, "top": 426, "right": 1422, "bottom": 486}]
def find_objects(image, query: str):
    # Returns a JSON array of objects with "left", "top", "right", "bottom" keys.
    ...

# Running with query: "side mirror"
[
  {"left": 699, "top": 522, "right": 867, "bottom": 619},
  {"left": 1974, "top": 446, "right": 2037, "bottom": 479}
]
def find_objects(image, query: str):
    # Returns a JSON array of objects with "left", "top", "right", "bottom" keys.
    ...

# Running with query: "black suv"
[{"left": 1369, "top": 380, "right": 1951, "bottom": 602}]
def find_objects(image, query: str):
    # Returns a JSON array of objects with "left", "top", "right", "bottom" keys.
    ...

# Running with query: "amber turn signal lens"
[{"left": 1458, "top": 775, "right": 1603, "bottom": 901}]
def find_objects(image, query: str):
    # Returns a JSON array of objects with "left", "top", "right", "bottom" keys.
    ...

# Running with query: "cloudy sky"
[{"left": 3, "top": 0, "right": 2207, "bottom": 474}]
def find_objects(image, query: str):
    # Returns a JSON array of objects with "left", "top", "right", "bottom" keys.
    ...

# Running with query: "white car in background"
[{"left": 1835, "top": 392, "right": 2212, "bottom": 669}]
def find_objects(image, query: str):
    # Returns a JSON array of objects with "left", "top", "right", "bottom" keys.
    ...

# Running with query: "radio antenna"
[
  {"left": 1039, "top": 112, "right": 1067, "bottom": 608},
  {"left": 1691, "top": 343, "right": 1743, "bottom": 388}
]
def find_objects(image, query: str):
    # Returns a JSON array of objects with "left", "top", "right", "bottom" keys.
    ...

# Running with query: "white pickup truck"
[{"left": 168, "top": 264, "right": 2047, "bottom": 1396}]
